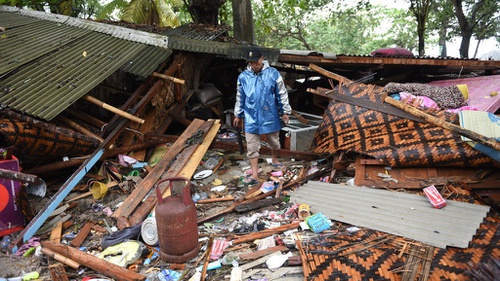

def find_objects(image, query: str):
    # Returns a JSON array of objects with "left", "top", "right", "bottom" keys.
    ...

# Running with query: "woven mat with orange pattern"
[{"left": 311, "top": 82, "right": 499, "bottom": 168}]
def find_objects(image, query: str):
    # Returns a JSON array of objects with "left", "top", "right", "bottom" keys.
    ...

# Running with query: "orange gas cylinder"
[{"left": 155, "top": 177, "right": 199, "bottom": 263}]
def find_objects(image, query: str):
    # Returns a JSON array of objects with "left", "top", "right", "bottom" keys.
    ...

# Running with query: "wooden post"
[
  {"left": 231, "top": 221, "right": 301, "bottom": 245},
  {"left": 83, "top": 95, "right": 145, "bottom": 124},
  {"left": 41, "top": 240, "right": 146, "bottom": 281},
  {"left": 384, "top": 96, "right": 500, "bottom": 152}
]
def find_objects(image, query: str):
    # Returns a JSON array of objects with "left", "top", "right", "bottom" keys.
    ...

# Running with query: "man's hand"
[
  {"left": 282, "top": 114, "right": 290, "bottom": 124},
  {"left": 233, "top": 117, "right": 241, "bottom": 128}
]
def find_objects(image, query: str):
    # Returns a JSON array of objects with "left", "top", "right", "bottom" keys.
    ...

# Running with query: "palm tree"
[{"left": 98, "top": 0, "right": 181, "bottom": 27}]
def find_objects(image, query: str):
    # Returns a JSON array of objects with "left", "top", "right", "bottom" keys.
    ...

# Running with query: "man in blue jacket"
[{"left": 233, "top": 48, "right": 292, "bottom": 185}]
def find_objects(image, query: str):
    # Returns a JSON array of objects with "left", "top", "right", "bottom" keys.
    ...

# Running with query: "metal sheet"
[{"left": 290, "top": 181, "right": 490, "bottom": 248}]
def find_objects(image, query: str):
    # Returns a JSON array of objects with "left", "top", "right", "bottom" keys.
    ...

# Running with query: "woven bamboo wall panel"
[
  {"left": 311, "top": 83, "right": 498, "bottom": 167},
  {"left": 0, "top": 118, "right": 99, "bottom": 158}
]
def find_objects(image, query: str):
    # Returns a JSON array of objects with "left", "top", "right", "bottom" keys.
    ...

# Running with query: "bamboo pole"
[
  {"left": 65, "top": 107, "right": 107, "bottom": 128},
  {"left": 41, "top": 247, "right": 81, "bottom": 269},
  {"left": 151, "top": 72, "right": 185, "bottom": 84},
  {"left": 309, "top": 63, "right": 353, "bottom": 85},
  {"left": 384, "top": 96, "right": 500, "bottom": 152},
  {"left": 83, "top": 95, "right": 145, "bottom": 124},
  {"left": 56, "top": 115, "right": 104, "bottom": 142}
]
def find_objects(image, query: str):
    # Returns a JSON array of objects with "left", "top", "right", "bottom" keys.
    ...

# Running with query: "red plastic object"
[{"left": 423, "top": 185, "right": 447, "bottom": 209}]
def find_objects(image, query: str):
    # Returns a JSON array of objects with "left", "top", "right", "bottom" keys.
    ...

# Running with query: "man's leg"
[
  {"left": 245, "top": 133, "right": 261, "bottom": 181},
  {"left": 266, "top": 131, "right": 281, "bottom": 165}
]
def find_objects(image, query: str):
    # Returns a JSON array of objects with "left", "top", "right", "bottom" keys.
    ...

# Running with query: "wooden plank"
[
  {"left": 50, "top": 222, "right": 63, "bottom": 243},
  {"left": 112, "top": 118, "right": 204, "bottom": 220},
  {"left": 177, "top": 119, "right": 221, "bottom": 179},
  {"left": 238, "top": 245, "right": 288, "bottom": 261},
  {"left": 41, "top": 240, "right": 146, "bottom": 281},
  {"left": 355, "top": 157, "right": 500, "bottom": 189},
  {"left": 70, "top": 221, "right": 94, "bottom": 247},
  {"left": 131, "top": 108, "right": 157, "bottom": 161},
  {"left": 231, "top": 222, "right": 300, "bottom": 245},
  {"left": 48, "top": 263, "right": 70, "bottom": 281},
  {"left": 128, "top": 120, "right": 216, "bottom": 225}
]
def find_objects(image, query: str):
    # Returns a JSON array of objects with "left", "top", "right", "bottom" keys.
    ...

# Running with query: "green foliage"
[
  {"left": 121, "top": 0, "right": 180, "bottom": 27},
  {"left": 251, "top": 0, "right": 417, "bottom": 55},
  {"left": 96, "top": 0, "right": 128, "bottom": 20}
]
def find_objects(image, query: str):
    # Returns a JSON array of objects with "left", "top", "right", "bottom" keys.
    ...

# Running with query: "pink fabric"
[
  {"left": 399, "top": 92, "right": 441, "bottom": 110},
  {"left": 370, "top": 47, "right": 414, "bottom": 57},
  {"left": 446, "top": 106, "right": 480, "bottom": 114},
  {"left": 210, "top": 238, "right": 230, "bottom": 260}
]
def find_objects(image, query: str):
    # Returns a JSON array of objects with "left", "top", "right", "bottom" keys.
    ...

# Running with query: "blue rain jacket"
[{"left": 234, "top": 61, "right": 291, "bottom": 135}]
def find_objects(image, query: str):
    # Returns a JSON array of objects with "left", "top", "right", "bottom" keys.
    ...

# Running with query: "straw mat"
[{"left": 311, "top": 83, "right": 499, "bottom": 167}]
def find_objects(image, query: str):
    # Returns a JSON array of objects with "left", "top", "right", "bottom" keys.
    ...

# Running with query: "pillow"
[
  {"left": 370, "top": 47, "right": 414, "bottom": 57},
  {"left": 196, "top": 83, "right": 223, "bottom": 104}
]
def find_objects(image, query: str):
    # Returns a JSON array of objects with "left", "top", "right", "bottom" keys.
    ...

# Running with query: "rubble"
[{"left": 0, "top": 22, "right": 498, "bottom": 280}]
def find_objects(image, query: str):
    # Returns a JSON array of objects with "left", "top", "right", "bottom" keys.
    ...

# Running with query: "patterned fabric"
[
  {"left": 311, "top": 82, "right": 499, "bottom": 167},
  {"left": 384, "top": 82, "right": 467, "bottom": 109}
]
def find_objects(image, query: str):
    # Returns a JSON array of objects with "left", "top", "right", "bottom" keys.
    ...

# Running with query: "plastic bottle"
[
  {"left": 1, "top": 235, "right": 11, "bottom": 249},
  {"left": 229, "top": 261, "right": 242, "bottom": 281}
]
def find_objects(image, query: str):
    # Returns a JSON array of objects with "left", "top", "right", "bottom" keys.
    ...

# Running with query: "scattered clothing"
[{"left": 384, "top": 82, "right": 468, "bottom": 109}]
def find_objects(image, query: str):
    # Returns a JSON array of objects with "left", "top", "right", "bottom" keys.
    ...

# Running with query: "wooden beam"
[
  {"left": 238, "top": 245, "right": 289, "bottom": 261},
  {"left": 70, "top": 221, "right": 94, "bottom": 247},
  {"left": 65, "top": 107, "right": 107, "bottom": 129},
  {"left": 111, "top": 119, "right": 205, "bottom": 222},
  {"left": 41, "top": 240, "right": 145, "bottom": 281},
  {"left": 231, "top": 221, "right": 300, "bottom": 245},
  {"left": 177, "top": 119, "right": 221, "bottom": 179},
  {"left": 56, "top": 115, "right": 104, "bottom": 142},
  {"left": 129, "top": 120, "right": 216, "bottom": 225},
  {"left": 50, "top": 222, "right": 63, "bottom": 243}
]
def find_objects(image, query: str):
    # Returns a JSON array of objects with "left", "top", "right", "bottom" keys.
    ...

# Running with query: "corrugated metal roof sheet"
[
  {"left": 290, "top": 182, "right": 490, "bottom": 248},
  {"left": 120, "top": 45, "right": 172, "bottom": 77},
  {"left": 162, "top": 23, "right": 230, "bottom": 41},
  {"left": 168, "top": 36, "right": 281, "bottom": 62},
  {"left": 0, "top": 7, "right": 172, "bottom": 121}
]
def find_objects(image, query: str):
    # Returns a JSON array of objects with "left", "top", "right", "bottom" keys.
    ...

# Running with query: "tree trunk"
[
  {"left": 473, "top": 39, "right": 481, "bottom": 58},
  {"left": 451, "top": 0, "right": 486, "bottom": 58},
  {"left": 186, "top": 0, "right": 226, "bottom": 25},
  {"left": 232, "top": 0, "right": 254, "bottom": 44},
  {"left": 438, "top": 28, "right": 447, "bottom": 57},
  {"left": 418, "top": 23, "right": 425, "bottom": 56}
]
